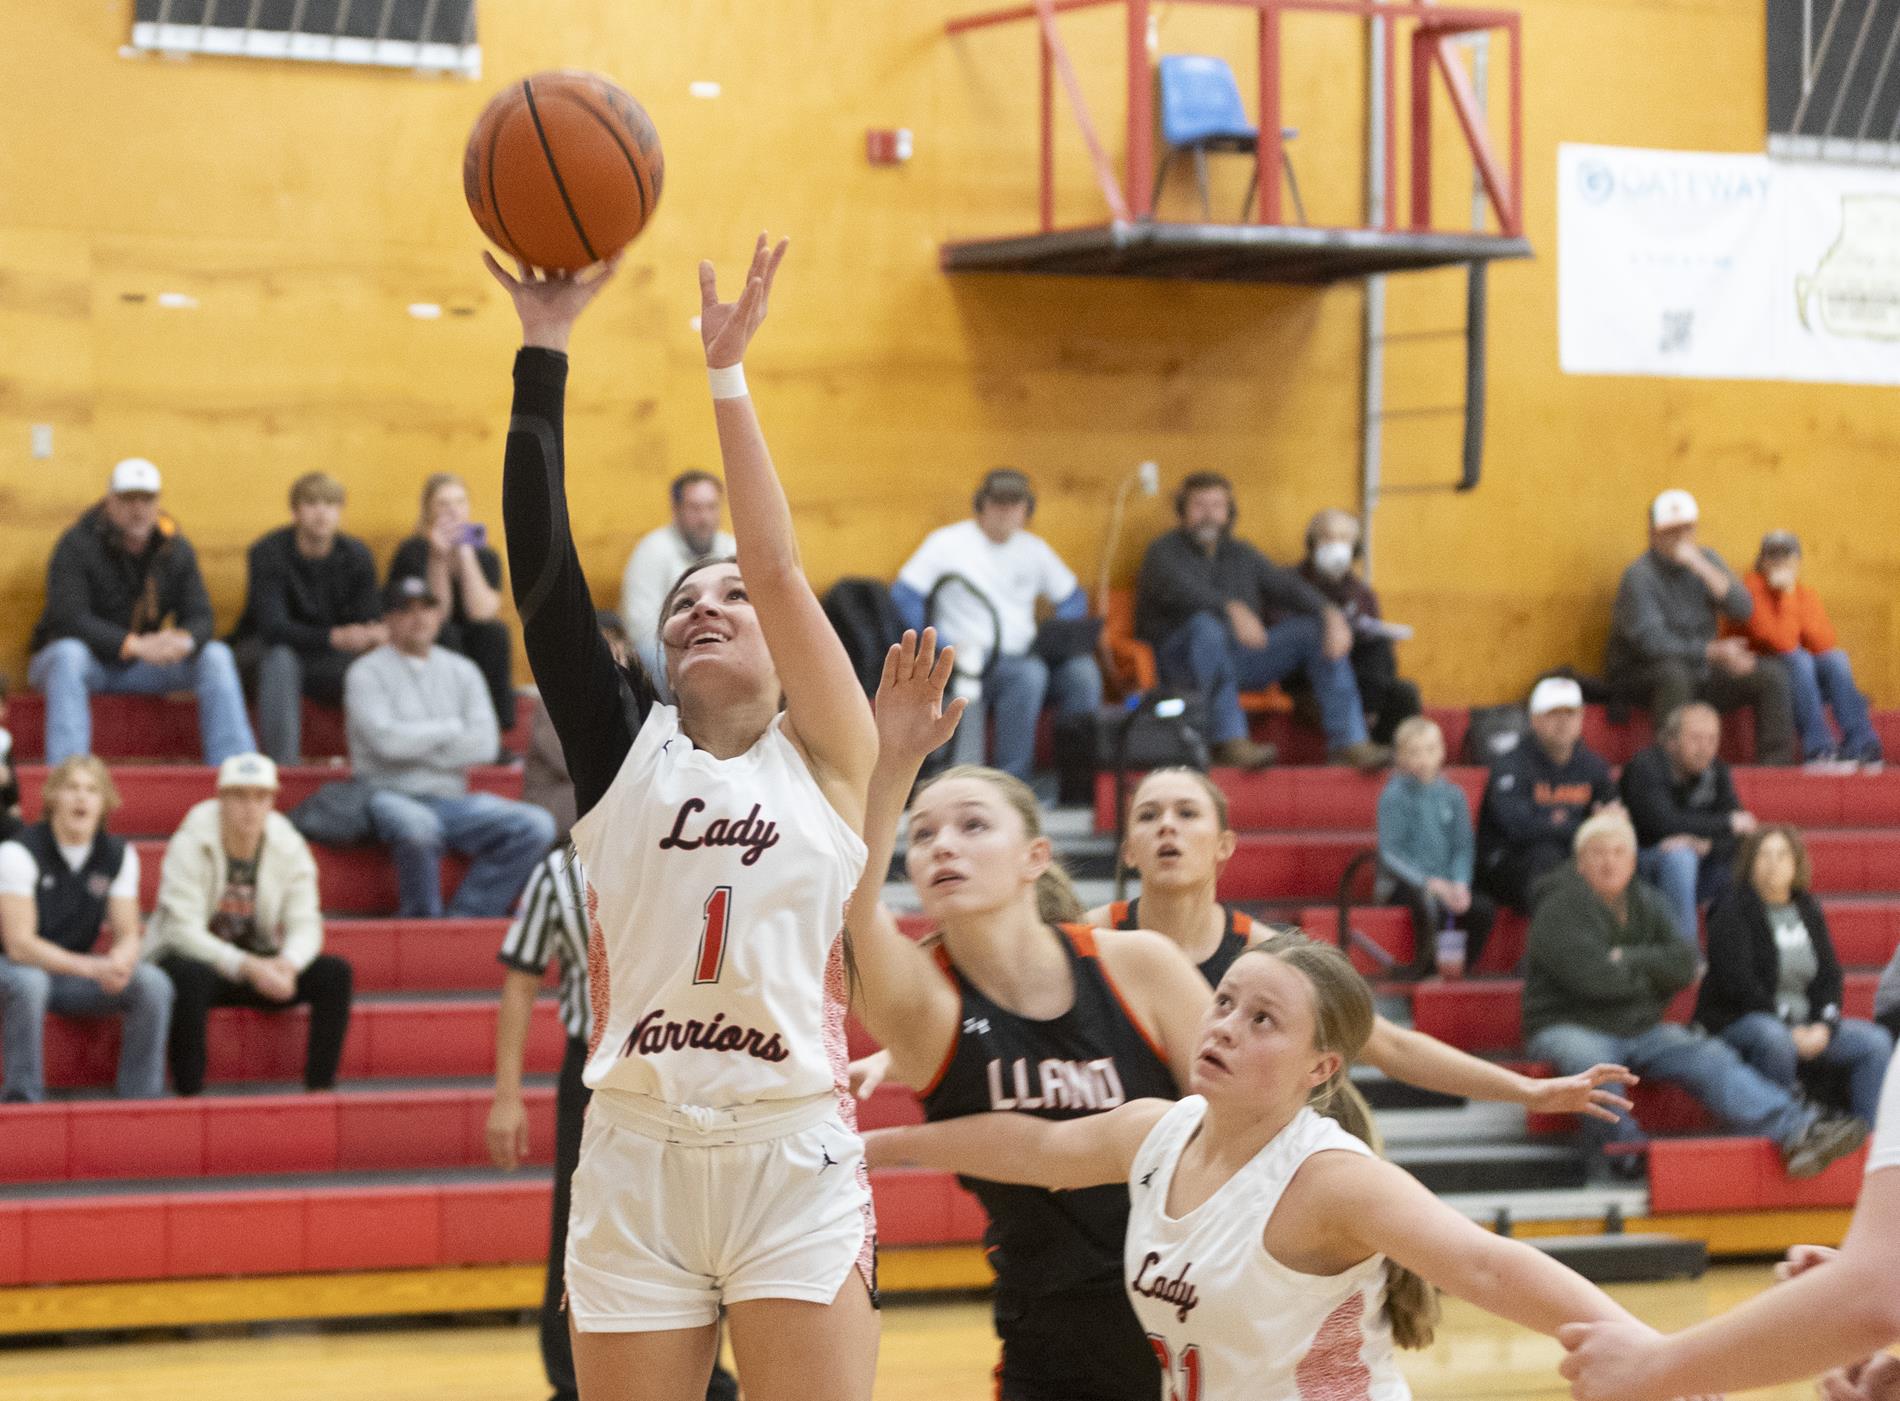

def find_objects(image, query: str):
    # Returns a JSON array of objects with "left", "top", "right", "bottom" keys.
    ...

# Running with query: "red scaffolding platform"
[{"left": 941, "top": 0, "right": 1533, "bottom": 283}]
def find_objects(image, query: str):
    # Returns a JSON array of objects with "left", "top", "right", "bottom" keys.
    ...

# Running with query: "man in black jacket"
[
  {"left": 1134, "top": 473, "right": 1388, "bottom": 771},
  {"left": 1476, "top": 677, "right": 1617, "bottom": 911},
  {"left": 27, "top": 459, "right": 255, "bottom": 765},
  {"left": 1619, "top": 701, "right": 1756, "bottom": 945},
  {"left": 231, "top": 472, "right": 386, "bottom": 764}
]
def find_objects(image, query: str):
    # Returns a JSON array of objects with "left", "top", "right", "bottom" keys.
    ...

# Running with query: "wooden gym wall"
[{"left": 0, "top": 0, "right": 1893, "bottom": 705}]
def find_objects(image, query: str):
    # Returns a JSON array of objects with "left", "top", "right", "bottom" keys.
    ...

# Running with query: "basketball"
[{"left": 463, "top": 70, "right": 664, "bottom": 273}]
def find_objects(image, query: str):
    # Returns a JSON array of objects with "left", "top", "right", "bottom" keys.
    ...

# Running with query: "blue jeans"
[
  {"left": 1637, "top": 845, "right": 1730, "bottom": 947},
  {"left": 1718, "top": 1010, "right": 1894, "bottom": 1124},
  {"left": 0, "top": 960, "right": 173, "bottom": 1101},
  {"left": 1526, "top": 1020, "right": 1813, "bottom": 1160},
  {"left": 367, "top": 789, "right": 555, "bottom": 918},
  {"left": 29, "top": 636, "right": 256, "bottom": 765},
  {"left": 950, "top": 652, "right": 1103, "bottom": 781},
  {"left": 1156, "top": 611, "right": 1367, "bottom": 748},
  {"left": 1784, "top": 648, "right": 1879, "bottom": 760}
]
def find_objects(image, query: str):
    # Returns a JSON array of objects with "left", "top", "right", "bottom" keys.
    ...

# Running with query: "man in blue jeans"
[
  {"left": 27, "top": 458, "right": 256, "bottom": 765},
  {"left": 1619, "top": 701, "right": 1755, "bottom": 945},
  {"left": 893, "top": 469, "right": 1102, "bottom": 784},
  {"left": 1523, "top": 809, "right": 1865, "bottom": 1182},
  {"left": 345, "top": 577, "right": 553, "bottom": 918},
  {"left": 1133, "top": 472, "right": 1388, "bottom": 771}
]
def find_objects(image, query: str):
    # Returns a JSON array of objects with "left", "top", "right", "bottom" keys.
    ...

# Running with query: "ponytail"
[
  {"left": 1247, "top": 932, "right": 1443, "bottom": 1351},
  {"left": 1036, "top": 864, "right": 1083, "bottom": 924}
]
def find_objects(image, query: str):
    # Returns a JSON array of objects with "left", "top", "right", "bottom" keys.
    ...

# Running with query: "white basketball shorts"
[{"left": 565, "top": 1089, "right": 877, "bottom": 1332}]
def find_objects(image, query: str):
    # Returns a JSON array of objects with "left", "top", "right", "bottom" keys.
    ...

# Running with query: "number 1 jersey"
[{"left": 569, "top": 704, "right": 868, "bottom": 1108}]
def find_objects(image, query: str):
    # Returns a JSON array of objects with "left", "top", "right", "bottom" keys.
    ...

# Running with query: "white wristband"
[{"left": 708, "top": 363, "right": 748, "bottom": 400}]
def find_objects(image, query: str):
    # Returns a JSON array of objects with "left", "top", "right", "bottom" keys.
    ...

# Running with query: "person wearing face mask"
[
  {"left": 1603, "top": 489, "right": 1796, "bottom": 765},
  {"left": 1296, "top": 509, "right": 1421, "bottom": 747},
  {"left": 1135, "top": 475, "right": 1389, "bottom": 772},
  {"left": 1725, "top": 531, "right": 1881, "bottom": 769}
]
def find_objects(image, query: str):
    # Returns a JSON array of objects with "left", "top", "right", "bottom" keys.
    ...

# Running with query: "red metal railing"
[{"left": 945, "top": 0, "right": 1523, "bottom": 239}]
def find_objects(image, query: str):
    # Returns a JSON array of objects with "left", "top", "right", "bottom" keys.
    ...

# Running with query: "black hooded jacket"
[{"left": 29, "top": 503, "right": 215, "bottom": 662}]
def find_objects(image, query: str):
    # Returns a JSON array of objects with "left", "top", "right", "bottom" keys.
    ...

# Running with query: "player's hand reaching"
[
  {"left": 1556, "top": 1319, "right": 1724, "bottom": 1401},
  {"left": 699, "top": 232, "right": 789, "bottom": 368},
  {"left": 1525, "top": 1063, "right": 1637, "bottom": 1124},
  {"left": 849, "top": 1050, "right": 893, "bottom": 1100},
  {"left": 482, "top": 252, "right": 621, "bottom": 354},
  {"left": 874, "top": 629, "right": 968, "bottom": 768}
]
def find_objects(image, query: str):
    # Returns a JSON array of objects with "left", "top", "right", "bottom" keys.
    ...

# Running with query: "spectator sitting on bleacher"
[
  {"left": 1878, "top": 943, "right": 1900, "bottom": 1043},
  {"left": 0, "top": 756, "right": 171, "bottom": 1102},
  {"left": 26, "top": 458, "right": 256, "bottom": 766},
  {"left": 1603, "top": 488, "right": 1795, "bottom": 765},
  {"left": 147, "top": 753, "right": 353, "bottom": 1096},
  {"left": 1134, "top": 472, "right": 1388, "bottom": 772},
  {"left": 1726, "top": 530, "right": 1882, "bottom": 769},
  {"left": 0, "top": 675, "right": 20, "bottom": 843},
  {"left": 1475, "top": 677, "right": 1616, "bottom": 914},
  {"left": 1296, "top": 508, "right": 1421, "bottom": 747},
  {"left": 522, "top": 610, "right": 630, "bottom": 845},
  {"left": 347, "top": 576, "right": 553, "bottom": 918},
  {"left": 619, "top": 470, "right": 734, "bottom": 687},
  {"left": 892, "top": 468, "right": 1102, "bottom": 784},
  {"left": 1376, "top": 716, "right": 1495, "bottom": 977},
  {"left": 1620, "top": 701, "right": 1756, "bottom": 945},
  {"left": 387, "top": 472, "right": 516, "bottom": 739},
  {"left": 1524, "top": 808, "right": 1867, "bottom": 1182},
  {"left": 230, "top": 471, "right": 386, "bottom": 766},
  {"left": 1696, "top": 825, "right": 1893, "bottom": 1130}
]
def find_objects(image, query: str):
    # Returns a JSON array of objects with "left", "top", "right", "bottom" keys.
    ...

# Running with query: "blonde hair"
[
  {"left": 1128, "top": 767, "right": 1231, "bottom": 831},
  {"left": 1244, "top": 931, "right": 1442, "bottom": 1349},
  {"left": 417, "top": 471, "right": 465, "bottom": 527},
  {"left": 1392, "top": 715, "right": 1443, "bottom": 755},
  {"left": 1573, "top": 808, "right": 1637, "bottom": 855},
  {"left": 915, "top": 764, "right": 1081, "bottom": 923},
  {"left": 288, "top": 471, "right": 344, "bottom": 509},
  {"left": 42, "top": 755, "right": 121, "bottom": 822}
]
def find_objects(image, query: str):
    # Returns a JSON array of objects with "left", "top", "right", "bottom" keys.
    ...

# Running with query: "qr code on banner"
[{"left": 1660, "top": 309, "right": 1694, "bottom": 354}]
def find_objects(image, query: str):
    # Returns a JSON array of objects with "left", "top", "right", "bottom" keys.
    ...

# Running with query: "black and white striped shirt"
[{"left": 498, "top": 847, "right": 591, "bottom": 1042}]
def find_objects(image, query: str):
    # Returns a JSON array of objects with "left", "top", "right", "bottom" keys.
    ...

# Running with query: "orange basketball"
[{"left": 463, "top": 71, "right": 664, "bottom": 273}]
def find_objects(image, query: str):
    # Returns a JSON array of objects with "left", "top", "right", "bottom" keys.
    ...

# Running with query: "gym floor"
[{"left": 0, "top": 1263, "right": 1824, "bottom": 1399}]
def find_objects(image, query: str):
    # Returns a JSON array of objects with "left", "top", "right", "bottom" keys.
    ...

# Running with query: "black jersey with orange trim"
[
  {"left": 1108, "top": 897, "right": 1255, "bottom": 987},
  {"left": 920, "top": 924, "right": 1178, "bottom": 1401}
]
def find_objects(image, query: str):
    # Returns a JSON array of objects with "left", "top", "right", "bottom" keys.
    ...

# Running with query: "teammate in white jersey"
[
  {"left": 867, "top": 933, "right": 1656, "bottom": 1401},
  {"left": 1560, "top": 1039, "right": 1900, "bottom": 1399},
  {"left": 490, "top": 236, "right": 880, "bottom": 1401}
]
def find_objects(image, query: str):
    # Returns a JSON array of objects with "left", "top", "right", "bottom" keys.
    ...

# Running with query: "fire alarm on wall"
[{"left": 865, "top": 128, "right": 913, "bottom": 165}]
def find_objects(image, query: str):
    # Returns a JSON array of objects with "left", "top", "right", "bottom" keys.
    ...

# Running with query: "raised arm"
[
  {"left": 484, "top": 253, "right": 652, "bottom": 821},
  {"left": 698, "top": 235, "right": 877, "bottom": 810},
  {"left": 845, "top": 630, "right": 966, "bottom": 1088},
  {"left": 865, "top": 1097, "right": 1171, "bottom": 1189}
]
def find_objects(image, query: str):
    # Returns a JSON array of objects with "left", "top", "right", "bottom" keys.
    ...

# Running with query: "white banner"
[{"left": 1558, "top": 143, "right": 1900, "bottom": 384}]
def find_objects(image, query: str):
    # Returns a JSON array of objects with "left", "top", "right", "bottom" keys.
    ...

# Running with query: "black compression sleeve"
[{"left": 501, "top": 347, "right": 655, "bottom": 819}]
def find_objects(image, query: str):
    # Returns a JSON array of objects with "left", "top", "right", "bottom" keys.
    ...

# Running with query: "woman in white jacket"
[{"left": 149, "top": 753, "right": 353, "bottom": 1094}]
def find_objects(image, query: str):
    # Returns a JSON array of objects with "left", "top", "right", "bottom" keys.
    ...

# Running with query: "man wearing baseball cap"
[
  {"left": 1476, "top": 676, "right": 1619, "bottom": 911},
  {"left": 345, "top": 576, "right": 553, "bottom": 918},
  {"left": 147, "top": 752, "right": 354, "bottom": 1096},
  {"left": 1602, "top": 489, "right": 1796, "bottom": 765},
  {"left": 1725, "top": 530, "right": 1882, "bottom": 767},
  {"left": 26, "top": 460, "right": 256, "bottom": 765}
]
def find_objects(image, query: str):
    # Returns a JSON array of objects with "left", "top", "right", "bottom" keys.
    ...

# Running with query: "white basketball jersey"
[
  {"left": 569, "top": 705, "right": 867, "bottom": 1109},
  {"left": 1126, "top": 1097, "right": 1410, "bottom": 1401}
]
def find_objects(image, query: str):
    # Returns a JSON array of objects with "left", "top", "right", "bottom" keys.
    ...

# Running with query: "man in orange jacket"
[{"left": 1728, "top": 531, "right": 1881, "bottom": 768}]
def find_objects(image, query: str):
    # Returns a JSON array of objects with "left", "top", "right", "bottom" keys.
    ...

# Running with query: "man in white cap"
[
  {"left": 1476, "top": 675, "right": 1618, "bottom": 912},
  {"left": 146, "top": 752, "right": 353, "bottom": 1096},
  {"left": 1603, "top": 488, "right": 1795, "bottom": 765},
  {"left": 26, "top": 459, "right": 256, "bottom": 765}
]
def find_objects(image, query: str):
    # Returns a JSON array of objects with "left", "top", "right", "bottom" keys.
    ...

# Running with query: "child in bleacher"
[{"left": 1377, "top": 715, "right": 1496, "bottom": 977}]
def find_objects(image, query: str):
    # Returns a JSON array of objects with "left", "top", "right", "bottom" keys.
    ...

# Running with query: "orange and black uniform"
[
  {"left": 1107, "top": 898, "right": 1256, "bottom": 987},
  {"left": 921, "top": 925, "right": 1178, "bottom": 1401}
]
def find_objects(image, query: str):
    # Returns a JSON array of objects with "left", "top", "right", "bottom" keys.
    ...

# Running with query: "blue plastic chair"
[{"left": 1152, "top": 54, "right": 1306, "bottom": 224}]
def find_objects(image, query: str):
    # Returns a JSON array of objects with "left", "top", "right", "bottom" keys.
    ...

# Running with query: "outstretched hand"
[
  {"left": 482, "top": 252, "right": 621, "bottom": 353},
  {"left": 1556, "top": 1320, "right": 1723, "bottom": 1401},
  {"left": 874, "top": 628, "right": 967, "bottom": 768},
  {"left": 1526, "top": 1063, "right": 1638, "bottom": 1124},
  {"left": 699, "top": 232, "right": 789, "bottom": 368}
]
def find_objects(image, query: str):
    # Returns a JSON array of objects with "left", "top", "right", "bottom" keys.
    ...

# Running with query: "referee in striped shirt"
[{"left": 487, "top": 845, "right": 738, "bottom": 1401}]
